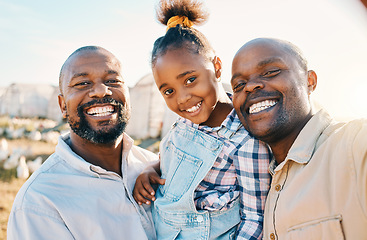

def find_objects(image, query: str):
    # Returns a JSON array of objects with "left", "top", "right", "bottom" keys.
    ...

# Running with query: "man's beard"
[{"left": 66, "top": 98, "right": 130, "bottom": 144}]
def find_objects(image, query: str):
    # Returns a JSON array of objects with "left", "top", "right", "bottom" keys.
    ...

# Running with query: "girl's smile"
[{"left": 153, "top": 48, "right": 231, "bottom": 127}]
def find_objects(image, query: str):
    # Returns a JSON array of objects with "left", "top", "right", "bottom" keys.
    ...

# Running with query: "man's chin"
[
  {"left": 89, "top": 133, "right": 121, "bottom": 145},
  {"left": 70, "top": 121, "right": 127, "bottom": 145},
  {"left": 67, "top": 106, "right": 129, "bottom": 145},
  {"left": 82, "top": 129, "right": 125, "bottom": 144},
  {"left": 244, "top": 117, "right": 271, "bottom": 139}
]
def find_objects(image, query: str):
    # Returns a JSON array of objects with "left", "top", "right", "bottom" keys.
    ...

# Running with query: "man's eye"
[
  {"left": 186, "top": 76, "right": 196, "bottom": 85},
  {"left": 163, "top": 89, "right": 174, "bottom": 96},
  {"left": 74, "top": 81, "right": 90, "bottom": 87},
  {"left": 232, "top": 82, "right": 246, "bottom": 93},
  {"left": 106, "top": 79, "right": 123, "bottom": 85},
  {"left": 263, "top": 69, "right": 281, "bottom": 77}
]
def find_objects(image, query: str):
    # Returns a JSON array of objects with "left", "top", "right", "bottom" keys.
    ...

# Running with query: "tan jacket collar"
[{"left": 269, "top": 110, "right": 333, "bottom": 175}]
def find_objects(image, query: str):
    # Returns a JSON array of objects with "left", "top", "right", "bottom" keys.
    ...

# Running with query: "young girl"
[{"left": 133, "top": 0, "right": 271, "bottom": 239}]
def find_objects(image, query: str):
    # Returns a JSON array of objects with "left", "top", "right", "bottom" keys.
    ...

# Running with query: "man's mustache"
[{"left": 77, "top": 98, "right": 124, "bottom": 112}]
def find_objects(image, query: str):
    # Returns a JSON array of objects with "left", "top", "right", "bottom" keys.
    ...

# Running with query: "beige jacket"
[{"left": 263, "top": 110, "right": 367, "bottom": 240}]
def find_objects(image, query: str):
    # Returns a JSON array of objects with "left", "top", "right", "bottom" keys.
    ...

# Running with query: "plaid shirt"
[{"left": 180, "top": 109, "right": 271, "bottom": 240}]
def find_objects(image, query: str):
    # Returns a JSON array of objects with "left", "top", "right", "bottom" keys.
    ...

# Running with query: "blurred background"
[
  {"left": 0, "top": 0, "right": 366, "bottom": 238},
  {"left": 0, "top": 0, "right": 366, "bottom": 120}
]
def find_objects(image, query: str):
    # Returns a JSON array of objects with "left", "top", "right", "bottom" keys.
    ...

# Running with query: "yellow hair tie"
[{"left": 166, "top": 16, "right": 193, "bottom": 32}]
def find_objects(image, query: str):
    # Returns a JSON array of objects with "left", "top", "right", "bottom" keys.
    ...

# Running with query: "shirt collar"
[
  {"left": 269, "top": 109, "right": 333, "bottom": 174},
  {"left": 56, "top": 132, "right": 134, "bottom": 178},
  {"left": 121, "top": 132, "right": 133, "bottom": 164}
]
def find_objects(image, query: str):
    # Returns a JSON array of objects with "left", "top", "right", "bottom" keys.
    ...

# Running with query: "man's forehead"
[
  {"left": 241, "top": 41, "right": 286, "bottom": 58},
  {"left": 69, "top": 50, "right": 116, "bottom": 64},
  {"left": 231, "top": 43, "right": 292, "bottom": 83},
  {"left": 65, "top": 51, "right": 121, "bottom": 73},
  {"left": 234, "top": 43, "right": 296, "bottom": 70}
]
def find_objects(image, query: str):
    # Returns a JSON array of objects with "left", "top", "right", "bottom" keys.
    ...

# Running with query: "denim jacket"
[{"left": 153, "top": 120, "right": 241, "bottom": 239}]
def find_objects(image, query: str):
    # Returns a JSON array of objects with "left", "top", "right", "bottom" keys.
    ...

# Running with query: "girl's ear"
[{"left": 212, "top": 56, "right": 222, "bottom": 79}]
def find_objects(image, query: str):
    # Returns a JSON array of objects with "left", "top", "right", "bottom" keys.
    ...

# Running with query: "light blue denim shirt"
[{"left": 7, "top": 133, "right": 157, "bottom": 240}]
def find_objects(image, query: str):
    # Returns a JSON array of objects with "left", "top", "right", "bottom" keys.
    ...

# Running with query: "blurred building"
[
  {"left": 126, "top": 74, "right": 177, "bottom": 139},
  {"left": 47, "top": 87, "right": 63, "bottom": 122},
  {"left": 0, "top": 83, "right": 59, "bottom": 119}
]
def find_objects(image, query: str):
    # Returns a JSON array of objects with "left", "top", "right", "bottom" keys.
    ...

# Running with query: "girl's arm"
[{"left": 133, "top": 160, "right": 165, "bottom": 205}]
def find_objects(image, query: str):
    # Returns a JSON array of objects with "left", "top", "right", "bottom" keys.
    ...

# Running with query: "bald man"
[
  {"left": 231, "top": 38, "right": 367, "bottom": 239},
  {"left": 8, "top": 46, "right": 157, "bottom": 240}
]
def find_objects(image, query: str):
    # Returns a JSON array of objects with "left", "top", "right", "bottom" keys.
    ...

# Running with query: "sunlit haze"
[{"left": 0, "top": 0, "right": 366, "bottom": 119}]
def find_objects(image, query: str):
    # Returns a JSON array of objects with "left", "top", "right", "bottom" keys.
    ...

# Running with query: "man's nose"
[
  {"left": 89, "top": 83, "right": 112, "bottom": 98},
  {"left": 244, "top": 78, "right": 264, "bottom": 93}
]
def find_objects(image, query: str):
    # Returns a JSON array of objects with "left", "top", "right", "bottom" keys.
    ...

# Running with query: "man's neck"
[
  {"left": 269, "top": 114, "right": 314, "bottom": 165},
  {"left": 69, "top": 133, "right": 124, "bottom": 176},
  {"left": 269, "top": 137, "right": 297, "bottom": 165}
]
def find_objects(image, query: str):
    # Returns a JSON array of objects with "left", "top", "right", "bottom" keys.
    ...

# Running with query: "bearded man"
[{"left": 7, "top": 46, "right": 157, "bottom": 240}]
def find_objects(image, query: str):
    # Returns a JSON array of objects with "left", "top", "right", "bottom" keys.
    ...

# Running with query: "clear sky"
[{"left": 1, "top": 0, "right": 366, "bottom": 119}]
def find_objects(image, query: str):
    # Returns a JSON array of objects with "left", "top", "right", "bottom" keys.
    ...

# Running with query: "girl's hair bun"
[{"left": 156, "top": 0, "right": 209, "bottom": 27}]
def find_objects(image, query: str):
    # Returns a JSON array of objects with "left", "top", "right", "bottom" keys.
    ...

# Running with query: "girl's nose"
[{"left": 177, "top": 89, "right": 192, "bottom": 105}]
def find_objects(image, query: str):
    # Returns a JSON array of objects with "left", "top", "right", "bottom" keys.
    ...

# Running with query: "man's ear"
[
  {"left": 212, "top": 56, "right": 222, "bottom": 79},
  {"left": 58, "top": 94, "right": 67, "bottom": 119},
  {"left": 307, "top": 70, "right": 317, "bottom": 94}
]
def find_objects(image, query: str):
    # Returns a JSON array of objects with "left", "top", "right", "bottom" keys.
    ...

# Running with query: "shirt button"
[
  {"left": 270, "top": 233, "right": 276, "bottom": 240},
  {"left": 275, "top": 184, "right": 281, "bottom": 191},
  {"left": 196, "top": 215, "right": 204, "bottom": 222}
]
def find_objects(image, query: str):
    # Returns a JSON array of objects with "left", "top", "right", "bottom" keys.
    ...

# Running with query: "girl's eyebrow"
[
  {"left": 159, "top": 70, "right": 196, "bottom": 90},
  {"left": 177, "top": 70, "right": 195, "bottom": 79},
  {"left": 159, "top": 83, "right": 167, "bottom": 90}
]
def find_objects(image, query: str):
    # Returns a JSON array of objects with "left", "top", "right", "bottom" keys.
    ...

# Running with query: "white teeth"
[
  {"left": 249, "top": 100, "right": 277, "bottom": 114},
  {"left": 186, "top": 102, "right": 202, "bottom": 113},
  {"left": 87, "top": 105, "right": 114, "bottom": 116}
]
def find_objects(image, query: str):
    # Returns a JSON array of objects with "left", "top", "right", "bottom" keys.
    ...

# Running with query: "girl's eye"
[
  {"left": 186, "top": 76, "right": 196, "bottom": 85},
  {"left": 232, "top": 81, "right": 246, "bottom": 93},
  {"left": 163, "top": 88, "right": 174, "bottom": 96},
  {"left": 263, "top": 69, "right": 281, "bottom": 77}
]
